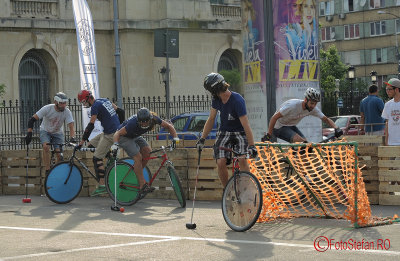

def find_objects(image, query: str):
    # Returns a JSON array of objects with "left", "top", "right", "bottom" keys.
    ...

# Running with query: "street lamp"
[
  {"left": 347, "top": 66, "right": 355, "bottom": 114},
  {"left": 159, "top": 66, "right": 170, "bottom": 119},
  {"left": 370, "top": 70, "right": 377, "bottom": 84},
  {"left": 335, "top": 79, "right": 340, "bottom": 116},
  {"left": 378, "top": 10, "right": 399, "bottom": 74}
]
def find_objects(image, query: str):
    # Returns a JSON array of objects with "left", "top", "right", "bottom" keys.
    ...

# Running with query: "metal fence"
[
  {"left": 321, "top": 91, "right": 369, "bottom": 117},
  {"left": 0, "top": 95, "right": 212, "bottom": 150}
]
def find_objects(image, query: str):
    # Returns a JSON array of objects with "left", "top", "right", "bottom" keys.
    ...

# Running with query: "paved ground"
[{"left": 0, "top": 195, "right": 400, "bottom": 260}]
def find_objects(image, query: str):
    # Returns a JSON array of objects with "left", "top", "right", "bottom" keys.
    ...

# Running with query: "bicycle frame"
[{"left": 118, "top": 146, "right": 173, "bottom": 190}]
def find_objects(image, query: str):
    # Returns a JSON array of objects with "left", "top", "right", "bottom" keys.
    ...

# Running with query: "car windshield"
[
  {"left": 187, "top": 115, "right": 209, "bottom": 132},
  {"left": 172, "top": 117, "right": 189, "bottom": 132},
  {"left": 328, "top": 117, "right": 348, "bottom": 128}
]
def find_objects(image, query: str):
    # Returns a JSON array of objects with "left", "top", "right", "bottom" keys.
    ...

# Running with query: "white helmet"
[
  {"left": 304, "top": 88, "right": 321, "bottom": 102},
  {"left": 54, "top": 92, "right": 68, "bottom": 103}
]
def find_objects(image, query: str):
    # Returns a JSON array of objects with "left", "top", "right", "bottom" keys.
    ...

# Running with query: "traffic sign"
[{"left": 337, "top": 98, "right": 343, "bottom": 108}]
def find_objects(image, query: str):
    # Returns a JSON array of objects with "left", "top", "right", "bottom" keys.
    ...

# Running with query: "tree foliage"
[
  {"left": 219, "top": 69, "right": 242, "bottom": 94},
  {"left": 320, "top": 45, "right": 348, "bottom": 92},
  {"left": 0, "top": 83, "right": 6, "bottom": 98}
]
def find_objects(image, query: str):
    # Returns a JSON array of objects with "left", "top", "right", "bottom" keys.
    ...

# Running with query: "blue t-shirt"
[
  {"left": 91, "top": 98, "right": 120, "bottom": 134},
  {"left": 119, "top": 114, "right": 163, "bottom": 138},
  {"left": 360, "top": 95, "right": 385, "bottom": 132},
  {"left": 212, "top": 92, "right": 246, "bottom": 132}
]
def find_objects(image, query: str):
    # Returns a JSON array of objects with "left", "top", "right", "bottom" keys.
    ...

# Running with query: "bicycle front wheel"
[
  {"left": 222, "top": 171, "right": 263, "bottom": 232},
  {"left": 45, "top": 162, "right": 83, "bottom": 204},
  {"left": 167, "top": 166, "right": 186, "bottom": 208},
  {"left": 120, "top": 157, "right": 153, "bottom": 183},
  {"left": 105, "top": 161, "right": 142, "bottom": 206}
]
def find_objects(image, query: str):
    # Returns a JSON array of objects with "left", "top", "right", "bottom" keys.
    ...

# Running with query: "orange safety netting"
[{"left": 249, "top": 140, "right": 396, "bottom": 228}]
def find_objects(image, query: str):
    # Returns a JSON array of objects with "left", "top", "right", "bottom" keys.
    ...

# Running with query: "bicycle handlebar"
[{"left": 150, "top": 144, "right": 174, "bottom": 154}]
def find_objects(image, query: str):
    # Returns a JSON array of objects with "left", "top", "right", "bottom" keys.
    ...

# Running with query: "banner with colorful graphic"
[
  {"left": 72, "top": 0, "right": 102, "bottom": 139},
  {"left": 273, "top": 0, "right": 322, "bottom": 141},
  {"left": 242, "top": 0, "right": 268, "bottom": 141}
]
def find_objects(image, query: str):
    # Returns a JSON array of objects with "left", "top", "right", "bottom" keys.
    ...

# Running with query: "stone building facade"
[{"left": 0, "top": 0, "right": 242, "bottom": 102}]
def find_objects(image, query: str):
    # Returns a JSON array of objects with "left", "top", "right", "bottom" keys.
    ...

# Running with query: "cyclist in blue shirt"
[
  {"left": 359, "top": 84, "right": 385, "bottom": 134},
  {"left": 112, "top": 108, "right": 179, "bottom": 199},
  {"left": 77, "top": 90, "right": 125, "bottom": 196},
  {"left": 196, "top": 72, "right": 257, "bottom": 187}
]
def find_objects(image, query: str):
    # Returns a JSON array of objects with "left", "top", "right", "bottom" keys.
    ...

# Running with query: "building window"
[
  {"left": 397, "top": 0, "right": 400, "bottom": 6},
  {"left": 344, "top": 24, "right": 360, "bottom": 39},
  {"left": 343, "top": 50, "right": 361, "bottom": 65},
  {"left": 397, "top": 19, "right": 400, "bottom": 33},
  {"left": 319, "top": 1, "right": 334, "bottom": 16},
  {"left": 370, "top": 21, "right": 386, "bottom": 36},
  {"left": 371, "top": 48, "right": 387, "bottom": 63},
  {"left": 377, "top": 75, "right": 387, "bottom": 88},
  {"left": 369, "top": 0, "right": 385, "bottom": 9},
  {"left": 344, "top": 0, "right": 355, "bottom": 12},
  {"left": 321, "top": 27, "right": 335, "bottom": 41}
]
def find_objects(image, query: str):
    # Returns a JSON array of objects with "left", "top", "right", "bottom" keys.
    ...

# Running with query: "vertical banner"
[
  {"left": 72, "top": 0, "right": 102, "bottom": 139},
  {"left": 242, "top": 0, "right": 268, "bottom": 141},
  {"left": 273, "top": 0, "right": 321, "bottom": 141}
]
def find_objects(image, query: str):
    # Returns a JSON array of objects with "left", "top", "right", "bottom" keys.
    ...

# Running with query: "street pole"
[
  {"left": 164, "top": 29, "right": 170, "bottom": 120},
  {"left": 350, "top": 79, "right": 353, "bottom": 114},
  {"left": 113, "top": 0, "right": 122, "bottom": 108}
]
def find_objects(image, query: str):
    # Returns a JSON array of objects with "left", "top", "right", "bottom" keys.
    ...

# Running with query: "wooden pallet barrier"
[
  {"left": 1, "top": 150, "right": 42, "bottom": 195},
  {"left": 378, "top": 146, "right": 400, "bottom": 205}
]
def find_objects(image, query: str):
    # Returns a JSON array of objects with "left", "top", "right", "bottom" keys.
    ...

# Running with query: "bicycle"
[
  {"left": 44, "top": 143, "right": 117, "bottom": 204},
  {"left": 219, "top": 147, "right": 263, "bottom": 232},
  {"left": 104, "top": 144, "right": 186, "bottom": 208}
]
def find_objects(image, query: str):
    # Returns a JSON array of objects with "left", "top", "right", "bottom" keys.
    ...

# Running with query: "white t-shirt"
[
  {"left": 382, "top": 99, "right": 400, "bottom": 145},
  {"left": 275, "top": 99, "right": 325, "bottom": 129},
  {"left": 36, "top": 104, "right": 74, "bottom": 134}
]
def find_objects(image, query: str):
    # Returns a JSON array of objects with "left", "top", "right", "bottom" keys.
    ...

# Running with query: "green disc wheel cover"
[{"left": 107, "top": 162, "right": 139, "bottom": 204}]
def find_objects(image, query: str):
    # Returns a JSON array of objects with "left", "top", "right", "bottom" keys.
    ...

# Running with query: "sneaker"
[
  {"left": 137, "top": 183, "right": 155, "bottom": 200},
  {"left": 91, "top": 185, "right": 107, "bottom": 197}
]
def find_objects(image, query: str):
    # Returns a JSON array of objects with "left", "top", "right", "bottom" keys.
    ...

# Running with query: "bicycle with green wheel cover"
[{"left": 104, "top": 144, "right": 186, "bottom": 207}]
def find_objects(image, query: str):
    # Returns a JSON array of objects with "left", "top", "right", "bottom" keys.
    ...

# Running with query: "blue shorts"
[
  {"left": 273, "top": 126, "right": 305, "bottom": 143},
  {"left": 40, "top": 130, "right": 64, "bottom": 149}
]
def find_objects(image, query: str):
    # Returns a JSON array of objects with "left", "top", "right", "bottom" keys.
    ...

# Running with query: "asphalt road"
[{"left": 0, "top": 195, "right": 400, "bottom": 260}]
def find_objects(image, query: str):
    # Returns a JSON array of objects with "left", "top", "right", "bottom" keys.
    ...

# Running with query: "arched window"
[
  {"left": 218, "top": 49, "right": 238, "bottom": 71},
  {"left": 19, "top": 50, "right": 49, "bottom": 132}
]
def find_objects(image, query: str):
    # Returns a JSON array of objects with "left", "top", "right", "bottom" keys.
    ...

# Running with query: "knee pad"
[{"left": 93, "top": 157, "right": 105, "bottom": 181}]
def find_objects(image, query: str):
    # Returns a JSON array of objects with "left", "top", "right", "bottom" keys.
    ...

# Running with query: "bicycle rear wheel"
[
  {"left": 105, "top": 161, "right": 145, "bottom": 206},
  {"left": 222, "top": 171, "right": 263, "bottom": 232},
  {"left": 120, "top": 157, "right": 152, "bottom": 183},
  {"left": 167, "top": 166, "right": 186, "bottom": 208},
  {"left": 45, "top": 162, "right": 83, "bottom": 204}
]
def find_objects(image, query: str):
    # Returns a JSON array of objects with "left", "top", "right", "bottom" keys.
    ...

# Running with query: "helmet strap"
[{"left": 305, "top": 99, "right": 312, "bottom": 112}]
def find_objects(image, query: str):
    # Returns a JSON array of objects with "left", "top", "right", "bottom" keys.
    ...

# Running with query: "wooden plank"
[
  {"left": 188, "top": 180, "right": 223, "bottom": 189},
  {"left": 378, "top": 146, "right": 400, "bottom": 157},
  {"left": 2, "top": 177, "right": 41, "bottom": 185},
  {"left": 378, "top": 160, "right": 400, "bottom": 168},
  {"left": 187, "top": 148, "right": 214, "bottom": 159},
  {"left": 363, "top": 180, "right": 379, "bottom": 192},
  {"left": 187, "top": 189, "right": 223, "bottom": 200},
  {"left": 1, "top": 150, "right": 41, "bottom": 158},
  {"left": 1, "top": 168, "right": 41, "bottom": 177},
  {"left": 379, "top": 182, "right": 400, "bottom": 192},
  {"left": 3, "top": 186, "right": 41, "bottom": 195},
  {"left": 2, "top": 159, "right": 41, "bottom": 167},
  {"left": 367, "top": 194, "right": 379, "bottom": 205},
  {"left": 188, "top": 167, "right": 219, "bottom": 179},
  {"left": 343, "top": 135, "right": 384, "bottom": 144},
  {"left": 379, "top": 194, "right": 400, "bottom": 205},
  {"left": 378, "top": 170, "right": 400, "bottom": 181},
  {"left": 358, "top": 146, "right": 378, "bottom": 156},
  {"left": 358, "top": 159, "right": 378, "bottom": 168},
  {"left": 188, "top": 159, "right": 216, "bottom": 168}
]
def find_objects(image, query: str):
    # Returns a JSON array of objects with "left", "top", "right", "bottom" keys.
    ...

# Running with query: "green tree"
[
  {"left": 219, "top": 69, "right": 242, "bottom": 94},
  {"left": 320, "top": 45, "right": 348, "bottom": 92},
  {"left": 0, "top": 83, "right": 6, "bottom": 98}
]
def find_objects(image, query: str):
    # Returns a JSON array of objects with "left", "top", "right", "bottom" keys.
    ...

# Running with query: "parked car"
[
  {"left": 322, "top": 115, "right": 364, "bottom": 137},
  {"left": 157, "top": 111, "right": 220, "bottom": 140}
]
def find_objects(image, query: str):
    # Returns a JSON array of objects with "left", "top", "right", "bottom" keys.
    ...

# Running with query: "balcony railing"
[
  {"left": 211, "top": 4, "right": 241, "bottom": 18},
  {"left": 11, "top": 0, "right": 58, "bottom": 18}
]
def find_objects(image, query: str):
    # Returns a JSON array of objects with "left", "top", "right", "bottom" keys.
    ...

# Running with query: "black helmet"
[
  {"left": 137, "top": 107, "right": 153, "bottom": 129},
  {"left": 304, "top": 88, "right": 321, "bottom": 102},
  {"left": 203, "top": 72, "right": 227, "bottom": 97},
  {"left": 54, "top": 92, "right": 68, "bottom": 103}
]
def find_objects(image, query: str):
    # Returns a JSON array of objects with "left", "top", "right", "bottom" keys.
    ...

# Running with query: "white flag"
[{"left": 72, "top": 0, "right": 102, "bottom": 140}]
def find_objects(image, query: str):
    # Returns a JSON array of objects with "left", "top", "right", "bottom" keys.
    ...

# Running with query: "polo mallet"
[
  {"left": 186, "top": 149, "right": 201, "bottom": 229},
  {"left": 22, "top": 146, "right": 31, "bottom": 203},
  {"left": 111, "top": 154, "right": 120, "bottom": 211}
]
